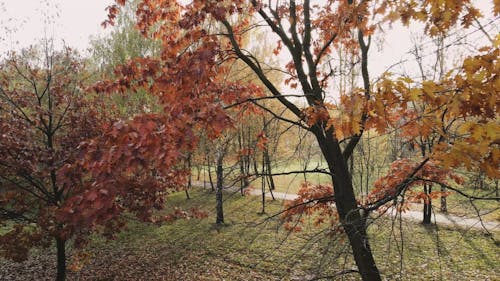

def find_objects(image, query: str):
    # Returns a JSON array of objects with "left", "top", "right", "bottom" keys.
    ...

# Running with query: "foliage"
[
  {"left": 89, "top": 0, "right": 162, "bottom": 117},
  {"left": 100, "top": 1, "right": 499, "bottom": 280},
  {"left": 367, "top": 159, "right": 463, "bottom": 208},
  {"left": 369, "top": 45, "right": 500, "bottom": 178},
  {"left": 0, "top": 45, "right": 105, "bottom": 261},
  {"left": 281, "top": 182, "right": 337, "bottom": 231}
]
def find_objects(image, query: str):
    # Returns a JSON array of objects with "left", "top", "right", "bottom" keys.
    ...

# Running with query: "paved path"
[{"left": 194, "top": 181, "right": 499, "bottom": 232}]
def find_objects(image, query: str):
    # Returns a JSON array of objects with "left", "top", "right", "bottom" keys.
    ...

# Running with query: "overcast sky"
[
  {"left": 0, "top": 0, "right": 497, "bottom": 79},
  {"left": 0, "top": 0, "right": 113, "bottom": 53}
]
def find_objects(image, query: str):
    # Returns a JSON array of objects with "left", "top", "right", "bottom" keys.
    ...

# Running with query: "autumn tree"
[
  {"left": 0, "top": 40, "right": 208, "bottom": 281},
  {"left": 105, "top": 1, "right": 499, "bottom": 280},
  {"left": 89, "top": 0, "right": 161, "bottom": 117},
  {"left": 90, "top": 0, "right": 160, "bottom": 76},
  {"left": 0, "top": 43, "right": 106, "bottom": 281}
]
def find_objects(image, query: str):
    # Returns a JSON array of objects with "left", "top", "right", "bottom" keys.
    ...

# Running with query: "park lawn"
[
  {"left": 1, "top": 188, "right": 498, "bottom": 280},
  {"left": 217, "top": 159, "right": 500, "bottom": 223},
  {"left": 441, "top": 187, "right": 500, "bottom": 222},
  {"left": 403, "top": 185, "right": 500, "bottom": 222}
]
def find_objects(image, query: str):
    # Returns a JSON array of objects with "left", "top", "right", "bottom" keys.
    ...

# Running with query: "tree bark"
[
  {"left": 316, "top": 130, "right": 381, "bottom": 281},
  {"left": 185, "top": 153, "right": 191, "bottom": 199},
  {"left": 496, "top": 180, "right": 499, "bottom": 197},
  {"left": 215, "top": 151, "right": 224, "bottom": 224},
  {"left": 440, "top": 185, "right": 447, "bottom": 213},
  {"left": 260, "top": 152, "right": 266, "bottom": 214},
  {"left": 207, "top": 154, "right": 214, "bottom": 192},
  {"left": 263, "top": 148, "right": 276, "bottom": 191},
  {"left": 422, "top": 184, "right": 432, "bottom": 224},
  {"left": 237, "top": 131, "right": 249, "bottom": 195},
  {"left": 55, "top": 237, "right": 66, "bottom": 281}
]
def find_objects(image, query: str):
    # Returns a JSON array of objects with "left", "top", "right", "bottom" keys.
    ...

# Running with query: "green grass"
[
  {"left": 435, "top": 187, "right": 500, "bottom": 221},
  {"left": 266, "top": 159, "right": 331, "bottom": 194},
  {"left": 194, "top": 162, "right": 499, "bottom": 223},
  {"left": 1, "top": 188, "right": 498, "bottom": 280}
]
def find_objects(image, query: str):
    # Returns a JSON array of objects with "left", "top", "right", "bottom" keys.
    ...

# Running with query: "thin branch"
[
  {"left": 364, "top": 158, "right": 430, "bottom": 212},
  {"left": 223, "top": 94, "right": 311, "bottom": 110},
  {"left": 221, "top": 19, "right": 303, "bottom": 119},
  {"left": 251, "top": 168, "right": 331, "bottom": 177},
  {"left": 308, "top": 269, "right": 360, "bottom": 280},
  {"left": 417, "top": 178, "right": 500, "bottom": 201}
]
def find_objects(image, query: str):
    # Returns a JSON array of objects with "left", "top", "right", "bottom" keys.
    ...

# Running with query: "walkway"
[{"left": 194, "top": 181, "right": 499, "bottom": 232}]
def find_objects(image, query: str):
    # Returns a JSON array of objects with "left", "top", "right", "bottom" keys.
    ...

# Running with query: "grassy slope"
[
  {"left": 0, "top": 189, "right": 498, "bottom": 280},
  {"left": 196, "top": 160, "right": 499, "bottom": 224}
]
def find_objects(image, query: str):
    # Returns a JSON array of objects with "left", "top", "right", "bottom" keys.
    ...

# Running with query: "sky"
[
  {"left": 0, "top": 0, "right": 497, "bottom": 79},
  {"left": 0, "top": 0, "right": 113, "bottom": 53}
]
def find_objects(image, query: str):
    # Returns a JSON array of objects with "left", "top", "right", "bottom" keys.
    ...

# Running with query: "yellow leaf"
[
  {"left": 485, "top": 123, "right": 500, "bottom": 139},
  {"left": 422, "top": 81, "right": 436, "bottom": 98},
  {"left": 458, "top": 121, "right": 475, "bottom": 136},
  {"left": 408, "top": 88, "right": 422, "bottom": 101},
  {"left": 399, "top": 77, "right": 414, "bottom": 83},
  {"left": 352, "top": 120, "right": 361, "bottom": 135},
  {"left": 492, "top": 34, "right": 500, "bottom": 48}
]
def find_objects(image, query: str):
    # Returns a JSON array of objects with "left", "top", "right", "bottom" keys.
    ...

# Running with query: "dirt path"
[
  {"left": 248, "top": 189, "right": 499, "bottom": 232},
  {"left": 193, "top": 181, "right": 499, "bottom": 232}
]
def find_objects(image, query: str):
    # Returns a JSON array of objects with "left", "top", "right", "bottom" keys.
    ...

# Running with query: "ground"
[{"left": 0, "top": 188, "right": 498, "bottom": 280}]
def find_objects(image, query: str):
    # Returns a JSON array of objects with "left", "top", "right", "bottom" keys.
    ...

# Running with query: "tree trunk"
[
  {"left": 207, "top": 154, "right": 214, "bottom": 192},
  {"left": 56, "top": 237, "right": 66, "bottom": 281},
  {"left": 495, "top": 180, "right": 499, "bottom": 197},
  {"left": 349, "top": 153, "right": 354, "bottom": 179},
  {"left": 237, "top": 131, "right": 249, "bottom": 195},
  {"left": 260, "top": 152, "right": 266, "bottom": 214},
  {"left": 215, "top": 151, "right": 224, "bottom": 224},
  {"left": 266, "top": 175, "right": 275, "bottom": 200},
  {"left": 185, "top": 153, "right": 191, "bottom": 199},
  {"left": 263, "top": 148, "right": 276, "bottom": 191},
  {"left": 440, "top": 185, "right": 447, "bottom": 213},
  {"left": 196, "top": 165, "right": 201, "bottom": 181},
  {"left": 316, "top": 131, "right": 381, "bottom": 281},
  {"left": 422, "top": 184, "right": 432, "bottom": 224}
]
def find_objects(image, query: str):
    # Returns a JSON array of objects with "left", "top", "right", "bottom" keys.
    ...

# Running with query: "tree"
[
  {"left": 90, "top": 0, "right": 160, "bottom": 76},
  {"left": 0, "top": 43, "right": 106, "bottom": 281},
  {"left": 0, "top": 40, "right": 211, "bottom": 281},
  {"left": 105, "top": 1, "right": 499, "bottom": 280},
  {"left": 89, "top": 0, "right": 161, "bottom": 117}
]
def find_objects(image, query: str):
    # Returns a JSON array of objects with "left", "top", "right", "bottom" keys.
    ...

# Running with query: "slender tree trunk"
[
  {"left": 185, "top": 153, "right": 191, "bottom": 199},
  {"left": 266, "top": 175, "right": 275, "bottom": 200},
  {"left": 196, "top": 164, "right": 201, "bottom": 181},
  {"left": 316, "top": 131, "right": 381, "bottom": 281},
  {"left": 495, "top": 180, "right": 499, "bottom": 197},
  {"left": 252, "top": 154, "right": 259, "bottom": 176},
  {"left": 440, "top": 185, "right": 447, "bottom": 213},
  {"left": 263, "top": 148, "right": 276, "bottom": 191},
  {"left": 422, "top": 184, "right": 432, "bottom": 224},
  {"left": 55, "top": 237, "right": 66, "bottom": 281},
  {"left": 207, "top": 154, "right": 214, "bottom": 192},
  {"left": 260, "top": 175, "right": 266, "bottom": 214},
  {"left": 203, "top": 164, "right": 206, "bottom": 188},
  {"left": 215, "top": 151, "right": 224, "bottom": 224},
  {"left": 237, "top": 131, "right": 249, "bottom": 195},
  {"left": 260, "top": 152, "right": 266, "bottom": 214}
]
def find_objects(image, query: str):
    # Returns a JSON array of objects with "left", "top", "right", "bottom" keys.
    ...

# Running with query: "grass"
[
  {"left": 1, "top": 188, "right": 498, "bottom": 280},
  {"left": 194, "top": 160, "right": 499, "bottom": 223}
]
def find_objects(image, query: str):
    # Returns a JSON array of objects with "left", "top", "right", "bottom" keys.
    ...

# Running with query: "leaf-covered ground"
[{"left": 1, "top": 189, "right": 498, "bottom": 280}]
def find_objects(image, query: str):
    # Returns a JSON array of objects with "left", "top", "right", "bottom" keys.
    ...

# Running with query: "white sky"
[
  {"left": 0, "top": 0, "right": 113, "bottom": 53},
  {"left": 0, "top": 0, "right": 497, "bottom": 79}
]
